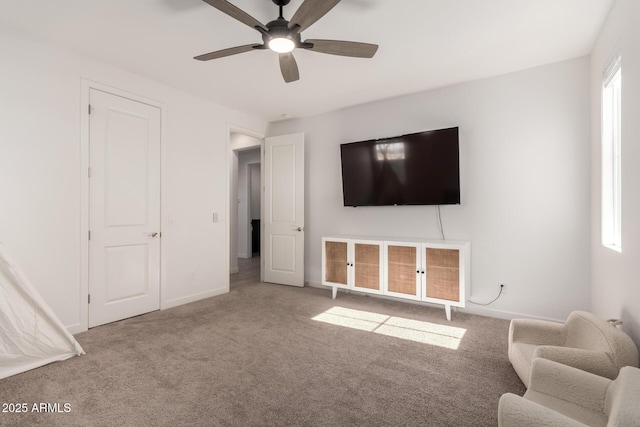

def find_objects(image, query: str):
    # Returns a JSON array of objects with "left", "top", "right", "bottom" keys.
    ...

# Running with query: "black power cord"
[
  {"left": 436, "top": 205, "right": 445, "bottom": 240},
  {"left": 468, "top": 284, "right": 504, "bottom": 306}
]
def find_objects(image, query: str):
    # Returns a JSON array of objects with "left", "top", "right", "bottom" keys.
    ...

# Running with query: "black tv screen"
[{"left": 340, "top": 127, "right": 460, "bottom": 206}]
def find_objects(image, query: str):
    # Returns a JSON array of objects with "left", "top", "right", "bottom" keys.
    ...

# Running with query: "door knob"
[
  {"left": 293, "top": 227, "right": 304, "bottom": 232},
  {"left": 145, "top": 232, "right": 159, "bottom": 238}
]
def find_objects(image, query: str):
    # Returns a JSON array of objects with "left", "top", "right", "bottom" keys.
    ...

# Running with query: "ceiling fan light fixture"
[
  {"left": 269, "top": 37, "right": 295, "bottom": 53},
  {"left": 195, "top": 0, "right": 379, "bottom": 83}
]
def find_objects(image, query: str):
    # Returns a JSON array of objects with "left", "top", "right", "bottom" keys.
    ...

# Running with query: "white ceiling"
[{"left": 0, "top": 0, "right": 613, "bottom": 122}]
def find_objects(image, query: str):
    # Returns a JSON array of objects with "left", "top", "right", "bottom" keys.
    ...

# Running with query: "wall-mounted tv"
[{"left": 340, "top": 127, "right": 460, "bottom": 207}]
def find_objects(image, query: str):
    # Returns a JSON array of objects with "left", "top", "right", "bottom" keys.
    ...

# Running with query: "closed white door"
[
  {"left": 88, "top": 89, "right": 161, "bottom": 328},
  {"left": 263, "top": 133, "right": 304, "bottom": 286}
]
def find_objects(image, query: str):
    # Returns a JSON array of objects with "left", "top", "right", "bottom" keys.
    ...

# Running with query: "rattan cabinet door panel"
[
  {"left": 384, "top": 243, "right": 421, "bottom": 300},
  {"left": 425, "top": 248, "right": 460, "bottom": 302},
  {"left": 352, "top": 241, "right": 383, "bottom": 294},
  {"left": 323, "top": 240, "right": 348, "bottom": 286}
]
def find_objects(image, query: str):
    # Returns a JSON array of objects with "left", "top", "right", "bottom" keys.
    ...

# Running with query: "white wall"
[
  {"left": 268, "top": 58, "right": 591, "bottom": 321},
  {"left": 590, "top": 0, "right": 640, "bottom": 345},
  {"left": 237, "top": 149, "right": 260, "bottom": 258},
  {"left": 0, "top": 27, "right": 267, "bottom": 332}
]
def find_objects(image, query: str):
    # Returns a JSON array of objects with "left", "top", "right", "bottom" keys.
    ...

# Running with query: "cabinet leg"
[
  {"left": 445, "top": 304, "right": 451, "bottom": 321},
  {"left": 332, "top": 286, "right": 337, "bottom": 299}
]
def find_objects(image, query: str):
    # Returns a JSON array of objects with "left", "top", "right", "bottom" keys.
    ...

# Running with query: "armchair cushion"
[
  {"left": 533, "top": 346, "right": 619, "bottom": 380},
  {"left": 525, "top": 358, "right": 610, "bottom": 426},
  {"left": 499, "top": 393, "right": 585, "bottom": 427}
]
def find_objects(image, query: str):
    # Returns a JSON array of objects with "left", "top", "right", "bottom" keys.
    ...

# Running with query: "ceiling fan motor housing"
[{"left": 263, "top": 17, "right": 301, "bottom": 47}]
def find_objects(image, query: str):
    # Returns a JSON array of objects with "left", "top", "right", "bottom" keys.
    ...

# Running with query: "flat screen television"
[{"left": 340, "top": 127, "right": 460, "bottom": 207}]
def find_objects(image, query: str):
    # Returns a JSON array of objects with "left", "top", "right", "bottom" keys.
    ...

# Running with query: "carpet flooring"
[{"left": 0, "top": 257, "right": 525, "bottom": 426}]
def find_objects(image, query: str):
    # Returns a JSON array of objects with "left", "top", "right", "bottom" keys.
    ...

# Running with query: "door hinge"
[
  {"left": 88, "top": 104, "right": 92, "bottom": 115},
  {"left": 88, "top": 167, "right": 92, "bottom": 178},
  {"left": 88, "top": 294, "right": 91, "bottom": 304},
  {"left": 88, "top": 230, "right": 91, "bottom": 240}
]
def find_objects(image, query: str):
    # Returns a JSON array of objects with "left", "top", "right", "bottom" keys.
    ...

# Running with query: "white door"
[
  {"left": 263, "top": 133, "right": 304, "bottom": 286},
  {"left": 88, "top": 89, "right": 161, "bottom": 328}
]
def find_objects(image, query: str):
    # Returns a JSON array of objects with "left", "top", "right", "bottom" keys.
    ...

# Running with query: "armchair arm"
[
  {"left": 498, "top": 393, "right": 586, "bottom": 427},
  {"left": 533, "top": 346, "right": 619, "bottom": 379},
  {"left": 527, "top": 358, "right": 611, "bottom": 410},
  {"left": 509, "top": 319, "right": 567, "bottom": 347}
]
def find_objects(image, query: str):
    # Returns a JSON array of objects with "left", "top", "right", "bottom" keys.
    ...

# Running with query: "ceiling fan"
[{"left": 194, "top": 0, "right": 379, "bottom": 83}]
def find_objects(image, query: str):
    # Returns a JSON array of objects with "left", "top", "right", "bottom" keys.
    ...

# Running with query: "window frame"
[{"left": 601, "top": 57, "right": 622, "bottom": 252}]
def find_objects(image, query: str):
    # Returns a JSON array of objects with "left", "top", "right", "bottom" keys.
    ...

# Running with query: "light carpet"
[{"left": 0, "top": 262, "right": 524, "bottom": 426}]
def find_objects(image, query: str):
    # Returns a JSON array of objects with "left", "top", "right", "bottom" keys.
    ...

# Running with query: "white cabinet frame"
[
  {"left": 322, "top": 236, "right": 470, "bottom": 321},
  {"left": 321, "top": 237, "right": 384, "bottom": 298}
]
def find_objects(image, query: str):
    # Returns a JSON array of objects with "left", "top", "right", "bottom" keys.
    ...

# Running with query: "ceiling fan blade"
[
  {"left": 194, "top": 44, "right": 262, "bottom": 61},
  {"left": 305, "top": 39, "right": 378, "bottom": 58},
  {"left": 201, "top": 0, "right": 268, "bottom": 31},
  {"left": 279, "top": 52, "right": 300, "bottom": 83},
  {"left": 288, "top": 0, "right": 341, "bottom": 32}
]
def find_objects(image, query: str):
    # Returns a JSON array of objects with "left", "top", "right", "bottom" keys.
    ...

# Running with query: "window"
[{"left": 601, "top": 57, "right": 622, "bottom": 252}]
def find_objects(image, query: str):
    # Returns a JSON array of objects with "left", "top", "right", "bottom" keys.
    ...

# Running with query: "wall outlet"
[{"left": 191, "top": 272, "right": 197, "bottom": 281}]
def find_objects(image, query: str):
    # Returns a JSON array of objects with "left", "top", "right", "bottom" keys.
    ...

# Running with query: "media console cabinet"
[{"left": 321, "top": 236, "right": 470, "bottom": 320}]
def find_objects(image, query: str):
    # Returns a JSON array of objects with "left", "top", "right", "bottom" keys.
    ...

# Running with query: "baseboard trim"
[
  {"left": 162, "top": 287, "right": 228, "bottom": 310},
  {"left": 67, "top": 323, "right": 86, "bottom": 335},
  {"left": 306, "top": 281, "right": 563, "bottom": 323},
  {"left": 68, "top": 288, "right": 229, "bottom": 334},
  {"left": 460, "top": 305, "right": 562, "bottom": 322}
]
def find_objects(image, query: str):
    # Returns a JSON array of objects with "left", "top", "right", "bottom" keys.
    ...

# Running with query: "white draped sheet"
[{"left": 0, "top": 241, "right": 84, "bottom": 379}]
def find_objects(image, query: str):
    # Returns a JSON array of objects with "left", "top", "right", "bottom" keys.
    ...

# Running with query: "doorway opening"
[
  {"left": 228, "top": 129, "right": 305, "bottom": 289},
  {"left": 229, "top": 130, "right": 263, "bottom": 279},
  {"left": 236, "top": 149, "right": 261, "bottom": 273}
]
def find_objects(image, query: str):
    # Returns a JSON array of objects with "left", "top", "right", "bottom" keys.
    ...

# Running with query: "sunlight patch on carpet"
[{"left": 312, "top": 306, "right": 466, "bottom": 349}]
